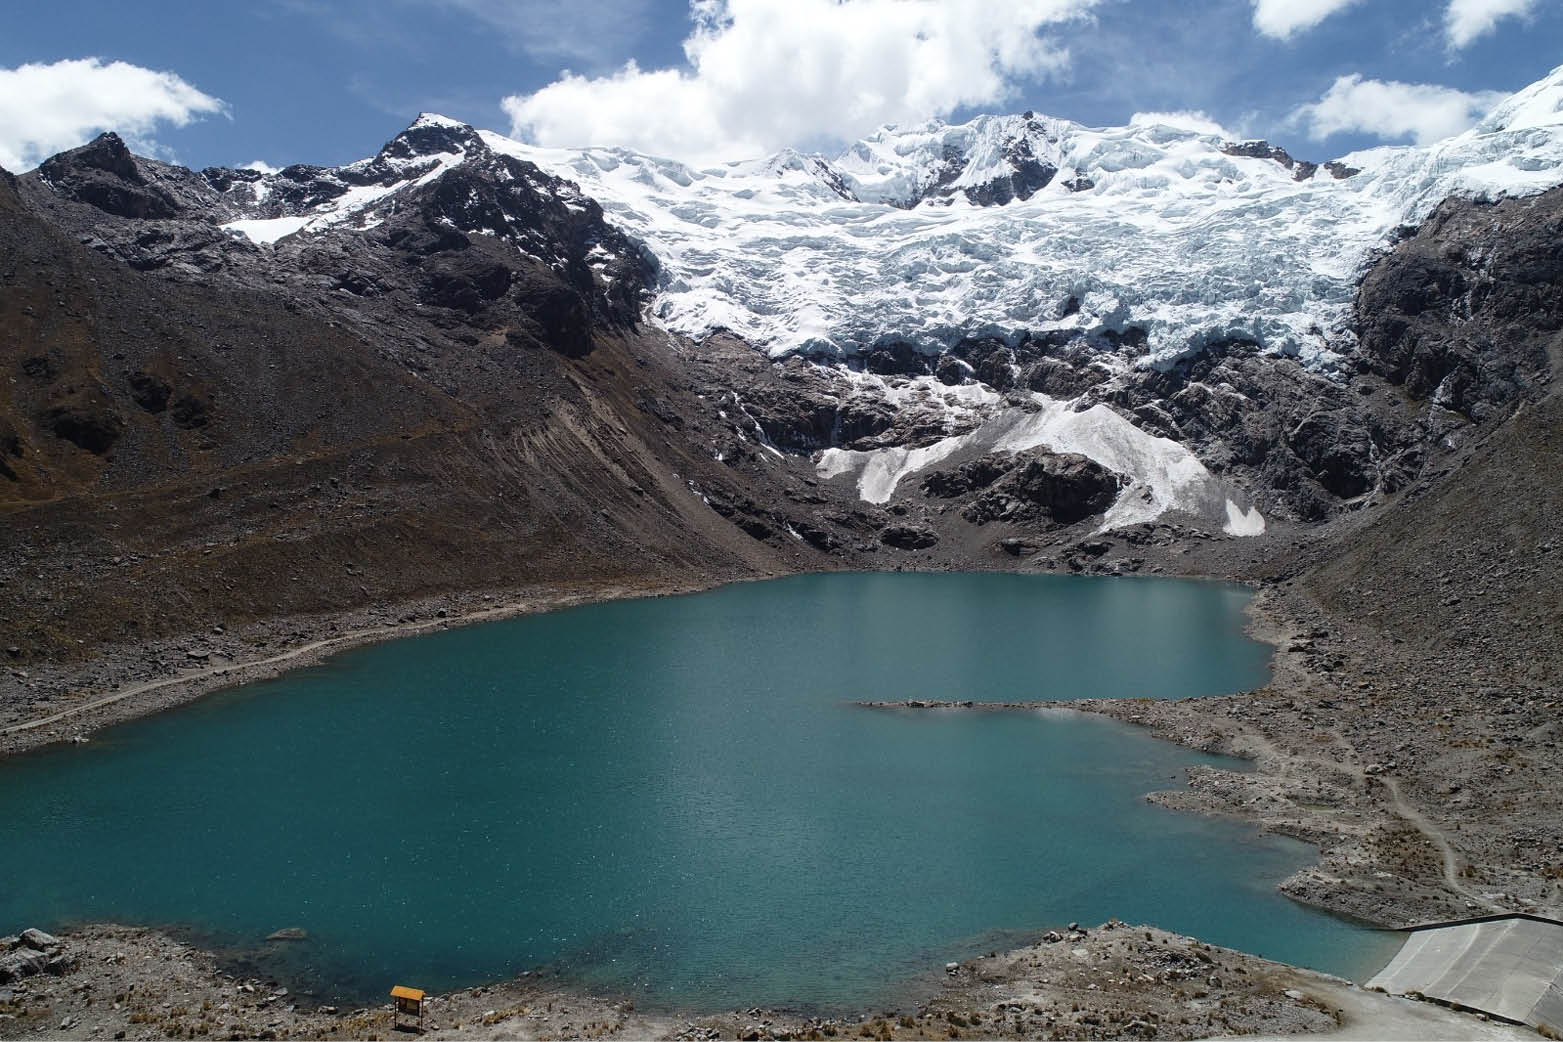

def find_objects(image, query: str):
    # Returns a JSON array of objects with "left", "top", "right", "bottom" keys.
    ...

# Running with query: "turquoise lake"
[{"left": 0, "top": 571, "right": 1402, "bottom": 1011}]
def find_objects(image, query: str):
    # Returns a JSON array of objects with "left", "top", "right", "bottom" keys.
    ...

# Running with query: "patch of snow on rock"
[{"left": 817, "top": 393, "right": 1265, "bottom": 536}]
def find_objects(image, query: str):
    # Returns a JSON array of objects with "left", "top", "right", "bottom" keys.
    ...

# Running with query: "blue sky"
[{"left": 0, "top": 0, "right": 1559, "bottom": 172}]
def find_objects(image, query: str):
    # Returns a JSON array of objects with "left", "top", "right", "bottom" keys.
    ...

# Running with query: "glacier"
[
  {"left": 470, "top": 64, "right": 1563, "bottom": 372},
  {"left": 222, "top": 67, "right": 1563, "bottom": 376}
]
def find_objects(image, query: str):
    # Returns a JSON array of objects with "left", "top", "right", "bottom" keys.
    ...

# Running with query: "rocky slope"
[{"left": 0, "top": 129, "right": 823, "bottom": 668}]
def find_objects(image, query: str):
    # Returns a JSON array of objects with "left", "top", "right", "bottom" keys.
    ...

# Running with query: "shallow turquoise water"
[{"left": 0, "top": 572, "right": 1401, "bottom": 1010}]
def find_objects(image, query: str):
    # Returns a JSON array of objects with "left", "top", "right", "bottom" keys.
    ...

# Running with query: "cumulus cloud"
[
  {"left": 0, "top": 58, "right": 225, "bottom": 172},
  {"left": 1292, "top": 74, "right": 1506, "bottom": 145},
  {"left": 1250, "top": 0, "right": 1359, "bottom": 39},
  {"left": 1129, "top": 110, "right": 1234, "bottom": 138},
  {"left": 239, "top": 159, "right": 283, "bottom": 175},
  {"left": 1444, "top": 0, "right": 1537, "bottom": 49},
  {"left": 501, "top": 0, "right": 1100, "bottom": 165}
]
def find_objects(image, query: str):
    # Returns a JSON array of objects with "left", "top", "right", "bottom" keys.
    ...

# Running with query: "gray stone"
[
  {"left": 0, "top": 948, "right": 48, "bottom": 982},
  {"left": 18, "top": 929, "right": 58, "bottom": 951},
  {"left": 265, "top": 928, "right": 308, "bottom": 942}
]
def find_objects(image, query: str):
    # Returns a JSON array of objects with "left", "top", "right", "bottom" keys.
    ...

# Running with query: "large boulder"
[
  {"left": 0, "top": 947, "right": 48, "bottom": 983},
  {"left": 18, "top": 928, "right": 59, "bottom": 950},
  {"left": 1005, "top": 452, "right": 1122, "bottom": 524},
  {"left": 879, "top": 524, "right": 939, "bottom": 550}
]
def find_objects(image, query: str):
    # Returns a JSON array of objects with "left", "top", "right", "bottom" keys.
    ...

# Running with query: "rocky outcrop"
[
  {"left": 923, "top": 451, "right": 1122, "bottom": 527},
  {"left": 879, "top": 524, "right": 938, "bottom": 550},
  {"left": 1356, "top": 187, "right": 1563, "bottom": 422},
  {"left": 37, "top": 134, "right": 183, "bottom": 219},
  {"left": 0, "top": 928, "right": 69, "bottom": 983}
]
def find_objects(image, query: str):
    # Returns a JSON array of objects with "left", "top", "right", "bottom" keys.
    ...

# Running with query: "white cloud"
[
  {"left": 501, "top": 0, "right": 1100, "bottom": 165},
  {"left": 1129, "top": 110, "right": 1234, "bottom": 138},
  {"left": 1292, "top": 74, "right": 1506, "bottom": 145},
  {"left": 1443, "top": 0, "right": 1537, "bottom": 49},
  {"left": 430, "top": 0, "right": 653, "bottom": 64},
  {"left": 1250, "top": 0, "right": 1359, "bottom": 39},
  {"left": 0, "top": 58, "right": 225, "bottom": 172},
  {"left": 239, "top": 159, "right": 283, "bottom": 175}
]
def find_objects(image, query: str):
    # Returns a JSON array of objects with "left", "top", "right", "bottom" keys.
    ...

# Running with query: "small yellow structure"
[{"left": 390, "top": 984, "right": 426, "bottom": 1026}]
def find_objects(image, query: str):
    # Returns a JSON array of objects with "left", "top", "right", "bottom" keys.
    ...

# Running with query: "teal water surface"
[{"left": 0, "top": 572, "right": 1401, "bottom": 1011}]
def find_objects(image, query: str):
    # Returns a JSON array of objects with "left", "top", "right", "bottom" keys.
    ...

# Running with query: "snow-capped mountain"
[
  {"left": 27, "top": 66, "right": 1563, "bottom": 543},
  {"left": 219, "top": 67, "right": 1563, "bottom": 380}
]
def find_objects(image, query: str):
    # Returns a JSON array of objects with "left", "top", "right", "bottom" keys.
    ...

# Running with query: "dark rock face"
[
  {"left": 907, "top": 118, "right": 1060, "bottom": 208},
  {"left": 958, "top": 137, "right": 1057, "bottom": 207},
  {"left": 953, "top": 451, "right": 1122, "bottom": 526},
  {"left": 921, "top": 455, "right": 1011, "bottom": 498},
  {"left": 1005, "top": 453, "right": 1122, "bottom": 523},
  {"left": 1220, "top": 140, "right": 1323, "bottom": 181},
  {"left": 418, "top": 253, "right": 515, "bottom": 313},
  {"left": 1286, "top": 411, "right": 1373, "bottom": 499},
  {"left": 37, "top": 134, "right": 181, "bottom": 219},
  {"left": 880, "top": 524, "right": 938, "bottom": 549},
  {"left": 1356, "top": 188, "right": 1563, "bottom": 422},
  {"left": 918, "top": 450, "right": 1123, "bottom": 528},
  {"left": 1060, "top": 171, "right": 1095, "bottom": 192}
]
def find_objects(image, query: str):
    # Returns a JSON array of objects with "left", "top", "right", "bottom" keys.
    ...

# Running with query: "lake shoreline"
[
  {"left": 9, "top": 918, "right": 1530, "bottom": 1041},
  {"left": 0, "top": 571, "right": 768, "bottom": 758},
  {"left": 0, "top": 562, "right": 1273, "bottom": 760},
  {"left": 0, "top": 564, "right": 1545, "bottom": 1041}
]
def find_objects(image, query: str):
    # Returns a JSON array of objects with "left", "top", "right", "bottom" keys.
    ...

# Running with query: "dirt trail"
[
  {"left": 1218, "top": 710, "right": 1507, "bottom": 918},
  {"left": 1381, "top": 775, "right": 1506, "bottom": 916}
]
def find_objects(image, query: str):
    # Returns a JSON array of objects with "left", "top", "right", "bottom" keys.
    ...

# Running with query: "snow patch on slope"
[
  {"left": 817, "top": 393, "right": 1265, "bottom": 536},
  {"left": 221, "top": 215, "right": 310, "bottom": 245},
  {"left": 221, "top": 137, "right": 473, "bottom": 245}
]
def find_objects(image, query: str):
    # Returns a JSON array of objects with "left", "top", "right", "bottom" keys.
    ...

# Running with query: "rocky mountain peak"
[
  {"left": 36, "top": 132, "right": 183, "bottom": 219},
  {"left": 378, "top": 113, "right": 488, "bottom": 167},
  {"left": 41, "top": 132, "right": 140, "bottom": 181},
  {"left": 832, "top": 113, "right": 1067, "bottom": 207}
]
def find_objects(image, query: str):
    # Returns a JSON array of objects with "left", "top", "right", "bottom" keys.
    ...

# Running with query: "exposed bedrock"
[
  {"left": 36, "top": 133, "right": 182, "bottom": 220},
  {"left": 922, "top": 450, "right": 1123, "bottom": 527},
  {"left": 1355, "top": 186, "right": 1563, "bottom": 420}
]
